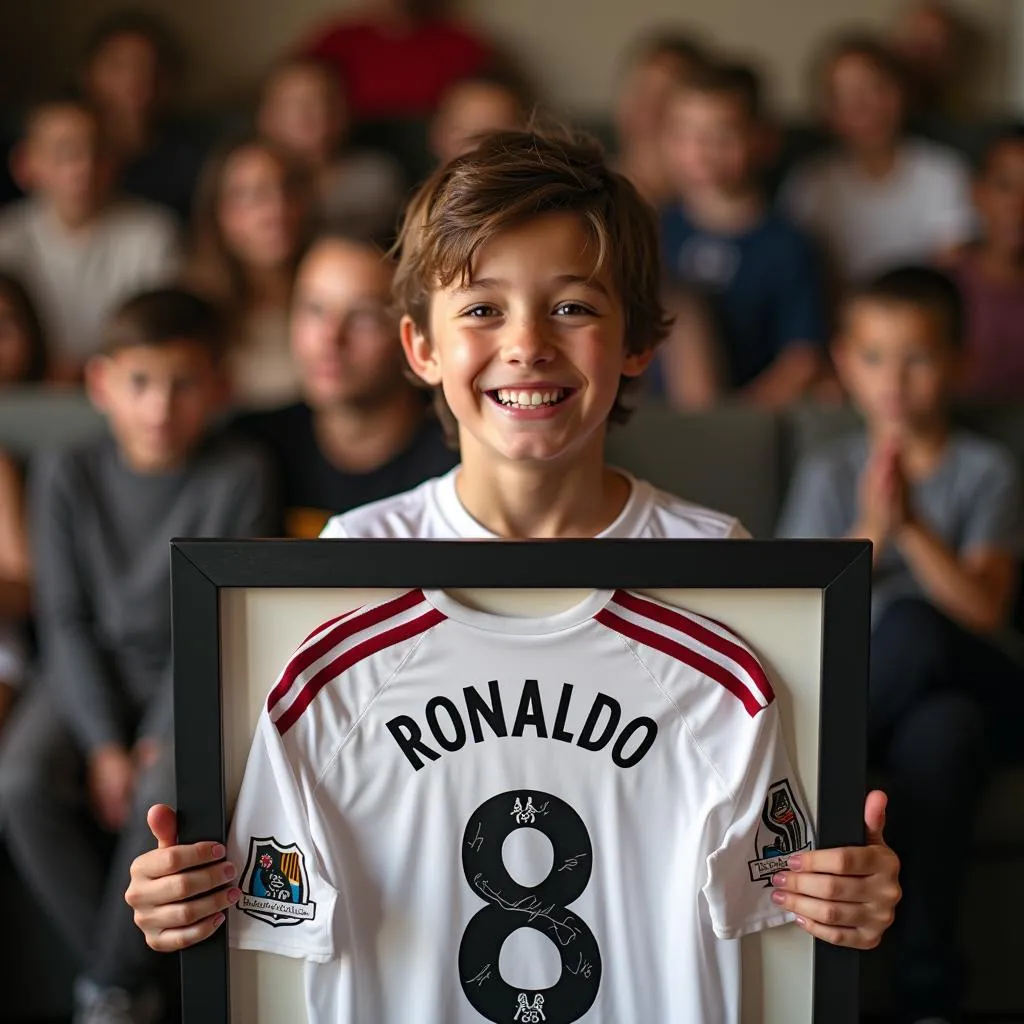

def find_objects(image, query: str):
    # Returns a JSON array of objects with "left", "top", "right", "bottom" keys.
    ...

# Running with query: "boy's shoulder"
[
  {"left": 320, "top": 470, "right": 748, "bottom": 541},
  {"left": 944, "top": 430, "right": 1021, "bottom": 488},
  {"left": 100, "top": 198, "right": 177, "bottom": 239},
  {"left": 0, "top": 199, "right": 39, "bottom": 249}
]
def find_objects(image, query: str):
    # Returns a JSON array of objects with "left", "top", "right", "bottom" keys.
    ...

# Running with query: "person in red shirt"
[{"left": 298, "top": 0, "right": 494, "bottom": 120}]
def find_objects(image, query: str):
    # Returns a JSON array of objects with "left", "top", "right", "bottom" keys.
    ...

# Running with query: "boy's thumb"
[
  {"left": 147, "top": 803, "right": 179, "bottom": 848},
  {"left": 864, "top": 789, "right": 888, "bottom": 846}
]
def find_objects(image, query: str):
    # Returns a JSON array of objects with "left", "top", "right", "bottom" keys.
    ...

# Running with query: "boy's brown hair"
[
  {"left": 103, "top": 287, "right": 227, "bottom": 361},
  {"left": 392, "top": 127, "right": 671, "bottom": 440}
]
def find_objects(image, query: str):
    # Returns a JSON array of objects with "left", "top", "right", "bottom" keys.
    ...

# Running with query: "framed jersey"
[{"left": 171, "top": 538, "right": 870, "bottom": 1024}]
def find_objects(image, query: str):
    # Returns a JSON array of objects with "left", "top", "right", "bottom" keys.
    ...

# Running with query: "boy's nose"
[{"left": 501, "top": 319, "right": 555, "bottom": 365}]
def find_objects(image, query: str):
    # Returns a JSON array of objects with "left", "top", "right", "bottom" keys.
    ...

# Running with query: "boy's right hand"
[{"left": 125, "top": 804, "right": 242, "bottom": 952}]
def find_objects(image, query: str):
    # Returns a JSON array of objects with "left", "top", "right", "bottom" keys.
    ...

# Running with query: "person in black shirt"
[{"left": 232, "top": 234, "right": 456, "bottom": 536}]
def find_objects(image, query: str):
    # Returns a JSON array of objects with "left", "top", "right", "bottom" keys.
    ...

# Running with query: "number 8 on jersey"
[{"left": 459, "top": 790, "right": 602, "bottom": 1022}]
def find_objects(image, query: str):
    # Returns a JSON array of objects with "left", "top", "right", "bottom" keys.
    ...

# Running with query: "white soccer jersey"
[
  {"left": 319, "top": 467, "right": 749, "bottom": 540},
  {"left": 228, "top": 588, "right": 812, "bottom": 1024}
]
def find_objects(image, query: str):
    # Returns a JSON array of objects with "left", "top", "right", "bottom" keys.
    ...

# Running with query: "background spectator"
[
  {"left": 297, "top": 0, "right": 494, "bottom": 121},
  {"left": 613, "top": 29, "right": 710, "bottom": 205},
  {"left": 781, "top": 33, "right": 974, "bottom": 285},
  {"left": 944, "top": 124, "right": 1024, "bottom": 401},
  {"left": 184, "top": 135, "right": 309, "bottom": 409},
  {"left": 658, "top": 62, "right": 827, "bottom": 407},
  {"left": 778, "top": 266, "right": 1024, "bottom": 1023},
  {"left": 232, "top": 233, "right": 456, "bottom": 538},
  {"left": 0, "top": 97, "right": 179, "bottom": 380},
  {"left": 79, "top": 8, "right": 206, "bottom": 224},
  {"left": 0, "top": 272, "right": 49, "bottom": 383},
  {"left": 0, "top": 452, "right": 30, "bottom": 735},
  {"left": 0, "top": 286, "right": 276, "bottom": 1024},
  {"left": 256, "top": 56, "right": 406, "bottom": 240},
  {"left": 429, "top": 71, "right": 529, "bottom": 167}
]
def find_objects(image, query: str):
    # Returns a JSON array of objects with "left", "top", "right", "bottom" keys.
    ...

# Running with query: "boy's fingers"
[
  {"left": 771, "top": 871, "right": 862, "bottom": 903},
  {"left": 789, "top": 846, "right": 878, "bottom": 877},
  {"left": 142, "top": 862, "right": 238, "bottom": 907},
  {"left": 864, "top": 789, "right": 889, "bottom": 846},
  {"left": 147, "top": 804, "right": 179, "bottom": 849},
  {"left": 774, "top": 891, "right": 869, "bottom": 930},
  {"left": 131, "top": 842, "right": 229, "bottom": 882},
  {"left": 793, "top": 916, "right": 866, "bottom": 949},
  {"left": 149, "top": 912, "right": 227, "bottom": 953}
]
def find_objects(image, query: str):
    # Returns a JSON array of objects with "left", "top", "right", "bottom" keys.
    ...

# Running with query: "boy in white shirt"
[
  {"left": 0, "top": 96, "right": 178, "bottom": 379},
  {"left": 781, "top": 33, "right": 973, "bottom": 284},
  {"left": 125, "top": 128, "right": 900, "bottom": 976}
]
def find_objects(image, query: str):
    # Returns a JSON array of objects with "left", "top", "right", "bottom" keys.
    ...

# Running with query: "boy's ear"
[
  {"left": 400, "top": 315, "right": 442, "bottom": 386},
  {"left": 621, "top": 346, "right": 657, "bottom": 379},
  {"left": 84, "top": 355, "right": 111, "bottom": 412}
]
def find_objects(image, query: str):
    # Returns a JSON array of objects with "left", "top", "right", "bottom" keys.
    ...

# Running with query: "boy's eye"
[
  {"left": 462, "top": 304, "right": 500, "bottom": 318},
  {"left": 554, "top": 302, "right": 594, "bottom": 317},
  {"left": 130, "top": 372, "right": 149, "bottom": 391}
]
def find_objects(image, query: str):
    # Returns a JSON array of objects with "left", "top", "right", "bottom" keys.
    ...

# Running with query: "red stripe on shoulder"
[
  {"left": 275, "top": 607, "right": 446, "bottom": 735},
  {"left": 267, "top": 590, "right": 427, "bottom": 713},
  {"left": 595, "top": 608, "right": 765, "bottom": 718},
  {"left": 298, "top": 606, "right": 363, "bottom": 647},
  {"left": 611, "top": 590, "right": 774, "bottom": 703}
]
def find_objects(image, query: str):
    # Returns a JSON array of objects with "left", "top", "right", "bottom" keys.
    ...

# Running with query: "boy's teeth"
[{"left": 495, "top": 388, "right": 564, "bottom": 407}]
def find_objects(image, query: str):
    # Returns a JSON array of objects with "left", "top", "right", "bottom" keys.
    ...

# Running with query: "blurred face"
[
  {"left": 217, "top": 146, "right": 305, "bottom": 270},
  {"left": 836, "top": 300, "right": 955, "bottom": 436},
  {"left": 893, "top": 5, "right": 957, "bottom": 87},
  {"left": 85, "top": 31, "right": 161, "bottom": 118},
  {"left": 975, "top": 140, "right": 1024, "bottom": 257},
  {"left": 826, "top": 54, "right": 904, "bottom": 153},
  {"left": 615, "top": 53, "right": 688, "bottom": 148},
  {"left": 432, "top": 84, "right": 524, "bottom": 165},
  {"left": 662, "top": 89, "right": 755, "bottom": 195},
  {"left": 0, "top": 295, "right": 33, "bottom": 383},
  {"left": 21, "top": 106, "right": 106, "bottom": 219},
  {"left": 406, "top": 211, "right": 651, "bottom": 467},
  {"left": 88, "top": 342, "right": 224, "bottom": 472},
  {"left": 258, "top": 65, "right": 346, "bottom": 166},
  {"left": 290, "top": 240, "right": 406, "bottom": 409}
]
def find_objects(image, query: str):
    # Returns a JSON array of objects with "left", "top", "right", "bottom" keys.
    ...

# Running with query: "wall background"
[{"left": 0, "top": 0, "right": 1011, "bottom": 118}]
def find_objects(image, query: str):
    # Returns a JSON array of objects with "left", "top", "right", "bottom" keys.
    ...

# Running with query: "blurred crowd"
[{"left": 0, "top": 1, "right": 1021, "bottom": 1023}]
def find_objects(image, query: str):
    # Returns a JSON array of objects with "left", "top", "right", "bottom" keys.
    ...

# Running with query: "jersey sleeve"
[
  {"left": 702, "top": 700, "right": 814, "bottom": 940},
  {"left": 227, "top": 710, "right": 341, "bottom": 961}
]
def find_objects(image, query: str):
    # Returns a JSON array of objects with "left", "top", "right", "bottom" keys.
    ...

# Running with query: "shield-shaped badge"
[
  {"left": 747, "top": 779, "right": 812, "bottom": 883},
  {"left": 238, "top": 836, "right": 317, "bottom": 927}
]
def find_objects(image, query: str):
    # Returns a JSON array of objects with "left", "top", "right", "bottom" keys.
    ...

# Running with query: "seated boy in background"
[
  {"left": 778, "top": 266, "right": 1024, "bottom": 1024},
  {"left": 658, "top": 62, "right": 828, "bottom": 409},
  {"left": 127, "top": 132, "right": 899, "bottom": 996},
  {"left": 0, "top": 288, "right": 275, "bottom": 1024},
  {"left": 0, "top": 97, "right": 179, "bottom": 380},
  {"left": 232, "top": 232, "right": 456, "bottom": 537}
]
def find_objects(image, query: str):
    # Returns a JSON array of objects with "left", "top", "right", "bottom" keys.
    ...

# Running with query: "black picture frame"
[{"left": 171, "top": 537, "right": 870, "bottom": 1024}]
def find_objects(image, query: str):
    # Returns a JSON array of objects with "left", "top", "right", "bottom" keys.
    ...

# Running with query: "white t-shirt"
[
  {"left": 0, "top": 198, "right": 179, "bottom": 362},
  {"left": 228, "top": 586, "right": 811, "bottom": 1023},
  {"left": 320, "top": 467, "right": 749, "bottom": 541},
  {"left": 780, "top": 138, "right": 974, "bottom": 283}
]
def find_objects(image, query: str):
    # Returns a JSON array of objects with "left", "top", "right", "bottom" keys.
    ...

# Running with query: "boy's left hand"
[{"left": 768, "top": 790, "right": 900, "bottom": 948}]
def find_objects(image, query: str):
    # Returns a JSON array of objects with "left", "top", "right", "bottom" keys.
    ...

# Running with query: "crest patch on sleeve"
[
  {"left": 238, "top": 836, "right": 317, "bottom": 926},
  {"left": 747, "top": 779, "right": 812, "bottom": 883}
]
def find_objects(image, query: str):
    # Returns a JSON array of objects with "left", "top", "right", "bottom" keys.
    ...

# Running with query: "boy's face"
[
  {"left": 662, "top": 89, "right": 756, "bottom": 196},
  {"left": 404, "top": 211, "right": 651, "bottom": 467},
  {"left": 85, "top": 31, "right": 161, "bottom": 118},
  {"left": 835, "top": 299, "right": 956, "bottom": 437},
  {"left": 290, "top": 240, "right": 406, "bottom": 410},
  {"left": 431, "top": 84, "right": 524, "bottom": 165},
  {"left": 219, "top": 146, "right": 305, "bottom": 270},
  {"left": 974, "top": 140, "right": 1024, "bottom": 257},
  {"left": 87, "top": 342, "right": 225, "bottom": 472},
  {"left": 20, "top": 106, "right": 106, "bottom": 219},
  {"left": 826, "top": 55, "right": 903, "bottom": 152},
  {"left": 258, "top": 66, "right": 345, "bottom": 165}
]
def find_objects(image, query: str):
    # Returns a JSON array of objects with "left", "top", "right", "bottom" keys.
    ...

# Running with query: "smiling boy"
[{"left": 126, "top": 132, "right": 899, "bottom": 1003}]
